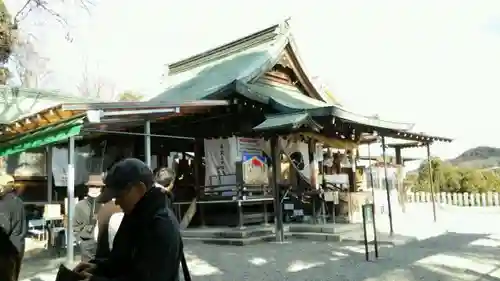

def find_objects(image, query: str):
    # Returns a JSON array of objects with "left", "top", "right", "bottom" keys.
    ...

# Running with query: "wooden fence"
[{"left": 407, "top": 191, "right": 500, "bottom": 207}]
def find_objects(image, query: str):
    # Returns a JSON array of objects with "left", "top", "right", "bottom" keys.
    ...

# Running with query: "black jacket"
[
  {"left": 0, "top": 227, "right": 21, "bottom": 281},
  {"left": 90, "top": 188, "right": 182, "bottom": 281},
  {"left": 0, "top": 191, "right": 27, "bottom": 255}
]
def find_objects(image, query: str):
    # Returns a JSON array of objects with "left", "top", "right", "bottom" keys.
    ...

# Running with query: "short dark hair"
[{"left": 154, "top": 167, "right": 175, "bottom": 187}]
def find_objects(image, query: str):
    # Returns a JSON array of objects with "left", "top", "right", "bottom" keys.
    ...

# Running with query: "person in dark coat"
[
  {"left": 73, "top": 158, "right": 183, "bottom": 281},
  {"left": 73, "top": 174, "right": 104, "bottom": 262},
  {"left": 0, "top": 174, "right": 27, "bottom": 260},
  {"left": 0, "top": 224, "right": 21, "bottom": 281}
]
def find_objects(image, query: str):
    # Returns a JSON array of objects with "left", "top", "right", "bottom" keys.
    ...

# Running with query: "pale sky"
[{"left": 5, "top": 0, "right": 500, "bottom": 161}]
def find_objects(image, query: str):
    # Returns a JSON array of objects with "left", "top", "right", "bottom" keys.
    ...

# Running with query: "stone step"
[
  {"left": 183, "top": 233, "right": 276, "bottom": 246},
  {"left": 182, "top": 227, "right": 274, "bottom": 239},
  {"left": 288, "top": 223, "right": 360, "bottom": 234},
  {"left": 288, "top": 232, "right": 341, "bottom": 242},
  {"left": 340, "top": 233, "right": 416, "bottom": 246}
]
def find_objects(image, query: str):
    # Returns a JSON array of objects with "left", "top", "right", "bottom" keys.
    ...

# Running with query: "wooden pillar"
[
  {"left": 367, "top": 141, "right": 375, "bottom": 194},
  {"left": 395, "top": 147, "right": 402, "bottom": 165},
  {"left": 381, "top": 136, "right": 394, "bottom": 235},
  {"left": 394, "top": 146, "right": 406, "bottom": 213},
  {"left": 194, "top": 138, "right": 205, "bottom": 227},
  {"left": 308, "top": 139, "right": 322, "bottom": 223},
  {"left": 426, "top": 143, "right": 437, "bottom": 222},
  {"left": 350, "top": 149, "right": 357, "bottom": 192},
  {"left": 66, "top": 136, "right": 76, "bottom": 264},
  {"left": 46, "top": 146, "right": 53, "bottom": 203},
  {"left": 271, "top": 136, "right": 284, "bottom": 243},
  {"left": 144, "top": 121, "right": 151, "bottom": 167},
  {"left": 308, "top": 139, "right": 318, "bottom": 189}
]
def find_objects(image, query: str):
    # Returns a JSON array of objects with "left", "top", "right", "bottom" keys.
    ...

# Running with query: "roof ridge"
[{"left": 167, "top": 21, "right": 291, "bottom": 75}]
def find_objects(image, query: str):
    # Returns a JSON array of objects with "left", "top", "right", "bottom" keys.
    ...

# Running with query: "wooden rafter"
[{"left": 0, "top": 105, "right": 83, "bottom": 140}]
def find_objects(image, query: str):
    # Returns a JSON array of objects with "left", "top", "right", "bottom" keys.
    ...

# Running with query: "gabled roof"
[
  {"left": 149, "top": 23, "right": 285, "bottom": 103},
  {"left": 149, "top": 20, "right": 450, "bottom": 143},
  {"left": 150, "top": 20, "right": 338, "bottom": 104}
]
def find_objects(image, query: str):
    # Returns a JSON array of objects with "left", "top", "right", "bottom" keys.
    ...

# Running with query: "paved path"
[
  {"left": 20, "top": 234, "right": 500, "bottom": 281},
  {"left": 20, "top": 204, "right": 500, "bottom": 281}
]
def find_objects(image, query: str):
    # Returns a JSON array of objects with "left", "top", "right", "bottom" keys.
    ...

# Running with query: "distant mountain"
[{"left": 449, "top": 146, "right": 500, "bottom": 169}]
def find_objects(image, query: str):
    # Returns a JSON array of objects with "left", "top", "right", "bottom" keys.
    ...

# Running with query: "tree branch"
[{"left": 13, "top": 0, "right": 95, "bottom": 42}]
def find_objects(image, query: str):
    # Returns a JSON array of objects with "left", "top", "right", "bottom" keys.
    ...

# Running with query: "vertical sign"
[{"left": 204, "top": 138, "right": 237, "bottom": 186}]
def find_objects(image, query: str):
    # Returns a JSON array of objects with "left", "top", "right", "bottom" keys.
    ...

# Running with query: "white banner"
[
  {"left": 204, "top": 137, "right": 238, "bottom": 186},
  {"left": 203, "top": 137, "right": 317, "bottom": 187},
  {"left": 5, "top": 149, "right": 46, "bottom": 177},
  {"left": 280, "top": 138, "right": 311, "bottom": 180},
  {"left": 52, "top": 146, "right": 91, "bottom": 187}
]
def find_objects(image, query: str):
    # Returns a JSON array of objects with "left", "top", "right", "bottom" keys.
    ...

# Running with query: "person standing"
[
  {"left": 0, "top": 174, "right": 27, "bottom": 261},
  {"left": 154, "top": 167, "right": 176, "bottom": 209},
  {"left": 73, "top": 174, "right": 104, "bottom": 262},
  {"left": 73, "top": 158, "right": 184, "bottom": 281}
]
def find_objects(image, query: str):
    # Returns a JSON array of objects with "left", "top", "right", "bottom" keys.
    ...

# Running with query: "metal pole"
[
  {"left": 381, "top": 136, "right": 394, "bottom": 236},
  {"left": 426, "top": 143, "right": 437, "bottom": 222},
  {"left": 144, "top": 121, "right": 151, "bottom": 167},
  {"left": 349, "top": 150, "right": 356, "bottom": 223},
  {"left": 46, "top": 146, "right": 53, "bottom": 203},
  {"left": 45, "top": 145, "right": 54, "bottom": 254},
  {"left": 271, "top": 136, "right": 284, "bottom": 243},
  {"left": 367, "top": 142, "right": 379, "bottom": 257},
  {"left": 367, "top": 142, "right": 375, "bottom": 205},
  {"left": 66, "top": 136, "right": 76, "bottom": 264}
]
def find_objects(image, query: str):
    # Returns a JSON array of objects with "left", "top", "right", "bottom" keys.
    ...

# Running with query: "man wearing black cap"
[{"left": 73, "top": 158, "right": 183, "bottom": 281}]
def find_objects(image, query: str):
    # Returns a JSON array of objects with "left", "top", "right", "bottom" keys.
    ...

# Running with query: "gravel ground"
[{"left": 20, "top": 204, "right": 500, "bottom": 281}]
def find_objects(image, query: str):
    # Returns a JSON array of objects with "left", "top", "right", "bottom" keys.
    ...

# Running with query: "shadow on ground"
[{"left": 184, "top": 232, "right": 500, "bottom": 281}]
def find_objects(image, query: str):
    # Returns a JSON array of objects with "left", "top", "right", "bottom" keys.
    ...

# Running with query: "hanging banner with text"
[
  {"left": 203, "top": 137, "right": 238, "bottom": 186},
  {"left": 204, "top": 137, "right": 270, "bottom": 187},
  {"left": 52, "top": 147, "right": 91, "bottom": 187}
]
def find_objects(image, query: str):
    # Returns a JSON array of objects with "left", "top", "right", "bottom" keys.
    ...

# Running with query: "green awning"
[
  {"left": 0, "top": 117, "right": 84, "bottom": 156},
  {"left": 253, "top": 112, "right": 322, "bottom": 131}
]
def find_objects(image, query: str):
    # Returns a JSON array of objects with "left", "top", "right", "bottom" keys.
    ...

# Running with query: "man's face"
[
  {"left": 114, "top": 183, "right": 146, "bottom": 214},
  {"left": 87, "top": 187, "right": 101, "bottom": 198}
]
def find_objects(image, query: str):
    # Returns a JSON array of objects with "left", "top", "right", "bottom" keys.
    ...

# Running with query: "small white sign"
[
  {"left": 293, "top": 209, "right": 304, "bottom": 216},
  {"left": 284, "top": 203, "right": 295, "bottom": 210},
  {"left": 43, "top": 204, "right": 62, "bottom": 220}
]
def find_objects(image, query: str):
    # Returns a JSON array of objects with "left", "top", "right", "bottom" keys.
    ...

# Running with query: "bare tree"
[
  {"left": 118, "top": 91, "right": 143, "bottom": 101},
  {"left": 12, "top": 0, "right": 95, "bottom": 42},
  {"left": 9, "top": 32, "right": 51, "bottom": 88},
  {"left": 14, "top": 0, "right": 93, "bottom": 24},
  {"left": 77, "top": 64, "right": 116, "bottom": 99}
]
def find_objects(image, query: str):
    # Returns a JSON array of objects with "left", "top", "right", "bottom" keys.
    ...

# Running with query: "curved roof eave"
[
  {"left": 306, "top": 106, "right": 415, "bottom": 132},
  {"left": 235, "top": 80, "right": 415, "bottom": 132}
]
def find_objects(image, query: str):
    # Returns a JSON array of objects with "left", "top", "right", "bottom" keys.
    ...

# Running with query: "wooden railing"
[{"left": 198, "top": 184, "right": 272, "bottom": 202}]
